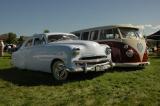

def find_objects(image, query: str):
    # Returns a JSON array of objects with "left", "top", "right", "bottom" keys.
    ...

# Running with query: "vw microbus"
[{"left": 72, "top": 25, "right": 150, "bottom": 67}]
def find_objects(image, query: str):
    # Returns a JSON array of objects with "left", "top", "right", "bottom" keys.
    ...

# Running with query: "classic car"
[{"left": 12, "top": 33, "right": 113, "bottom": 81}]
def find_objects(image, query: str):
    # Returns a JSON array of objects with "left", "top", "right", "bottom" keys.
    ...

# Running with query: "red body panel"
[{"left": 97, "top": 41, "right": 148, "bottom": 63}]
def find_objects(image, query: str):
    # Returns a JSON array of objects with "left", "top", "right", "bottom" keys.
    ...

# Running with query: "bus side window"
[
  {"left": 82, "top": 32, "right": 89, "bottom": 40},
  {"left": 100, "top": 29, "right": 114, "bottom": 40},
  {"left": 74, "top": 33, "right": 80, "bottom": 39},
  {"left": 100, "top": 30, "right": 105, "bottom": 40},
  {"left": 90, "top": 30, "right": 99, "bottom": 40},
  {"left": 100, "top": 29, "right": 120, "bottom": 40},
  {"left": 113, "top": 28, "right": 120, "bottom": 39}
]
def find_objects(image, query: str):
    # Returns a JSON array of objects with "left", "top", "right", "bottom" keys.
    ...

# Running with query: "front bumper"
[
  {"left": 115, "top": 61, "right": 150, "bottom": 67},
  {"left": 70, "top": 59, "right": 114, "bottom": 72}
]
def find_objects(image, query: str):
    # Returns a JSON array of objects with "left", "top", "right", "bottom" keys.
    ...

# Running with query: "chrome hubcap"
[{"left": 53, "top": 61, "right": 68, "bottom": 80}]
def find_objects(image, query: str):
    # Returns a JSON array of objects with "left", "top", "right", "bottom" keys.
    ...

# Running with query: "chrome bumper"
[
  {"left": 70, "top": 59, "right": 114, "bottom": 72},
  {"left": 115, "top": 62, "right": 150, "bottom": 67}
]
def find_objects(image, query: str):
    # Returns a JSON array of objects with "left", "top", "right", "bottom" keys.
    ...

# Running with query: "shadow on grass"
[
  {"left": 0, "top": 66, "right": 143, "bottom": 86},
  {"left": 109, "top": 67, "right": 144, "bottom": 72},
  {"left": 0, "top": 68, "right": 105, "bottom": 86}
]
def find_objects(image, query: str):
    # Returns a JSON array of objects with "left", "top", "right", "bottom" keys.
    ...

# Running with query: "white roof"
[
  {"left": 45, "top": 32, "right": 75, "bottom": 36},
  {"left": 33, "top": 32, "right": 75, "bottom": 38},
  {"left": 72, "top": 25, "right": 139, "bottom": 33}
]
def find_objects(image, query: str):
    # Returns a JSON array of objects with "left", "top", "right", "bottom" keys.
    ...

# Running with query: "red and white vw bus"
[{"left": 72, "top": 25, "right": 150, "bottom": 67}]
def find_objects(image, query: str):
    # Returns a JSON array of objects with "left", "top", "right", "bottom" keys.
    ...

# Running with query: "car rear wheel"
[{"left": 51, "top": 60, "right": 68, "bottom": 81}]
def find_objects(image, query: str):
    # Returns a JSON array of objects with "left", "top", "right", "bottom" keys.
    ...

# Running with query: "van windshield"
[{"left": 119, "top": 28, "right": 140, "bottom": 38}]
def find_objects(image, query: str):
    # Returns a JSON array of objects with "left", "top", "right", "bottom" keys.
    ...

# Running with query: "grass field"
[{"left": 0, "top": 53, "right": 160, "bottom": 106}]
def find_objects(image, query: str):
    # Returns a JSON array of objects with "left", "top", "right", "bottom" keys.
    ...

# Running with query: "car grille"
[
  {"left": 80, "top": 56, "right": 107, "bottom": 60},
  {"left": 77, "top": 56, "right": 109, "bottom": 65}
]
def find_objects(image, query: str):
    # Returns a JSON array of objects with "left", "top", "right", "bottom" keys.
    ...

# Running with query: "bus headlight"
[
  {"left": 105, "top": 47, "right": 111, "bottom": 55},
  {"left": 124, "top": 45, "right": 128, "bottom": 49},
  {"left": 72, "top": 48, "right": 80, "bottom": 57},
  {"left": 126, "top": 49, "right": 134, "bottom": 57}
]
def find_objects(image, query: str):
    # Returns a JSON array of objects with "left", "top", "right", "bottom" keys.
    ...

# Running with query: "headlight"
[
  {"left": 124, "top": 45, "right": 128, "bottom": 49},
  {"left": 105, "top": 47, "right": 111, "bottom": 55},
  {"left": 126, "top": 49, "right": 134, "bottom": 57},
  {"left": 72, "top": 48, "right": 80, "bottom": 57}
]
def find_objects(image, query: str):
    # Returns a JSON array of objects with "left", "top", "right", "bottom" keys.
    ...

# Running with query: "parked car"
[{"left": 11, "top": 33, "right": 113, "bottom": 81}]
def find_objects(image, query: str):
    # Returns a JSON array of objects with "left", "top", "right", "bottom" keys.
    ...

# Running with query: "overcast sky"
[{"left": 0, "top": 0, "right": 160, "bottom": 36}]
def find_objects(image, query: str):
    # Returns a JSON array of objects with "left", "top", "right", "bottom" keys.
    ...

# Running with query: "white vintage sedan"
[{"left": 12, "top": 33, "right": 113, "bottom": 81}]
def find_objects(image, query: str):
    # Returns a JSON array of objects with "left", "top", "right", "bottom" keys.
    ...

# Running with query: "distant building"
[{"left": 0, "top": 34, "right": 9, "bottom": 41}]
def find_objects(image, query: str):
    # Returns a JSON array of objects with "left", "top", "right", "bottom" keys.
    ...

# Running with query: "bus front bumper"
[{"left": 115, "top": 62, "right": 150, "bottom": 67}]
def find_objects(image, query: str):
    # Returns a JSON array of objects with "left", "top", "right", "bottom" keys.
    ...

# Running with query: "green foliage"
[
  {"left": 5, "top": 32, "right": 17, "bottom": 44},
  {"left": 0, "top": 54, "right": 160, "bottom": 105},
  {"left": 17, "top": 36, "right": 25, "bottom": 45},
  {"left": 43, "top": 29, "right": 50, "bottom": 33}
]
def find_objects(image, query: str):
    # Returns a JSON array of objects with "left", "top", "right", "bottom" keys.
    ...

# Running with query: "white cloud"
[
  {"left": 144, "top": 24, "right": 152, "bottom": 28},
  {"left": 122, "top": 24, "right": 160, "bottom": 35},
  {"left": 121, "top": 24, "right": 145, "bottom": 29},
  {"left": 135, "top": 25, "right": 145, "bottom": 29},
  {"left": 152, "top": 25, "right": 160, "bottom": 30},
  {"left": 126, "top": 24, "right": 160, "bottom": 30},
  {"left": 142, "top": 24, "right": 160, "bottom": 30}
]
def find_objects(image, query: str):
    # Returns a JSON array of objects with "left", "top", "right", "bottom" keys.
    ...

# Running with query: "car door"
[
  {"left": 30, "top": 37, "right": 49, "bottom": 71},
  {"left": 22, "top": 38, "right": 34, "bottom": 70}
]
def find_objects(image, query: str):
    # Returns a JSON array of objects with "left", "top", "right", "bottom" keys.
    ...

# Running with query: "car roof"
[
  {"left": 33, "top": 32, "right": 76, "bottom": 38},
  {"left": 46, "top": 32, "right": 75, "bottom": 36}
]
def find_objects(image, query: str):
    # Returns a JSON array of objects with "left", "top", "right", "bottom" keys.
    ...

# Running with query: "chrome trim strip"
[{"left": 74, "top": 58, "right": 109, "bottom": 63}]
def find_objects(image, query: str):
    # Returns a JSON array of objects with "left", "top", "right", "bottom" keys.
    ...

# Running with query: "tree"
[
  {"left": 5, "top": 32, "right": 17, "bottom": 44},
  {"left": 43, "top": 29, "right": 50, "bottom": 33},
  {"left": 17, "top": 36, "right": 25, "bottom": 45}
]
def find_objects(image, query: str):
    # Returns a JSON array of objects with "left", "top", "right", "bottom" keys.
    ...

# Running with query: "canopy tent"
[
  {"left": 147, "top": 30, "right": 160, "bottom": 40},
  {"left": 146, "top": 30, "right": 160, "bottom": 53}
]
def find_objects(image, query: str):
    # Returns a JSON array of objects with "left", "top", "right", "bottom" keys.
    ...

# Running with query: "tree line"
[
  {"left": 3, "top": 29, "right": 50, "bottom": 45},
  {"left": 3, "top": 32, "right": 24, "bottom": 45}
]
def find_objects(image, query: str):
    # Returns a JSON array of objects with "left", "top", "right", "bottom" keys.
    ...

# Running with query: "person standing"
[{"left": 0, "top": 40, "right": 4, "bottom": 56}]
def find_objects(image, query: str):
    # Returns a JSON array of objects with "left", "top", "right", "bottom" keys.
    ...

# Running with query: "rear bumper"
[
  {"left": 70, "top": 59, "right": 114, "bottom": 72},
  {"left": 115, "top": 62, "right": 150, "bottom": 67}
]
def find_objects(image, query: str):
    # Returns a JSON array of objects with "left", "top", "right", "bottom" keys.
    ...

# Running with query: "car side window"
[
  {"left": 25, "top": 39, "right": 33, "bottom": 47},
  {"left": 34, "top": 38, "right": 41, "bottom": 45},
  {"left": 41, "top": 37, "right": 46, "bottom": 44},
  {"left": 34, "top": 37, "right": 46, "bottom": 46}
]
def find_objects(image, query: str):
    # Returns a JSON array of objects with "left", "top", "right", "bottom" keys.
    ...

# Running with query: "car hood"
[{"left": 48, "top": 40, "right": 107, "bottom": 57}]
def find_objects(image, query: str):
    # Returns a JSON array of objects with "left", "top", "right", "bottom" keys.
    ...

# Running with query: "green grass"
[{"left": 0, "top": 53, "right": 160, "bottom": 106}]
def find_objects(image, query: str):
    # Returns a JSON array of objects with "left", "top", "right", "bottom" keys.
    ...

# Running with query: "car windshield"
[
  {"left": 119, "top": 28, "right": 140, "bottom": 38},
  {"left": 48, "top": 34, "right": 78, "bottom": 42}
]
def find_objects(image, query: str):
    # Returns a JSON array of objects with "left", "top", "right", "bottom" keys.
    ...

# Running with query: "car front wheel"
[{"left": 51, "top": 60, "right": 68, "bottom": 81}]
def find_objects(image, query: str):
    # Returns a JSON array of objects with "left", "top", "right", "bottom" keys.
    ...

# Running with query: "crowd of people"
[{"left": 0, "top": 40, "right": 19, "bottom": 56}]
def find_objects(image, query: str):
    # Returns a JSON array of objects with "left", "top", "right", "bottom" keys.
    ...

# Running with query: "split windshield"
[
  {"left": 119, "top": 28, "right": 140, "bottom": 38},
  {"left": 48, "top": 34, "right": 78, "bottom": 42}
]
